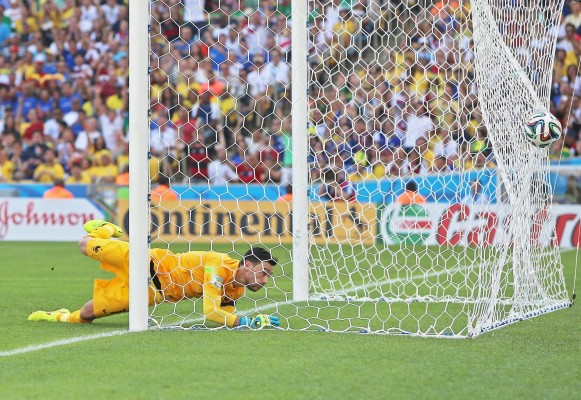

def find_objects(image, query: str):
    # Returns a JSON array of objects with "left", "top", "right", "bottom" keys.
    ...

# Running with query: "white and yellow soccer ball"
[{"left": 524, "top": 111, "right": 562, "bottom": 148}]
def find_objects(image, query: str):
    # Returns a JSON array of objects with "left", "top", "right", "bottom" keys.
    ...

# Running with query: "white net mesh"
[
  {"left": 142, "top": 0, "right": 571, "bottom": 336},
  {"left": 469, "top": 0, "right": 569, "bottom": 333}
]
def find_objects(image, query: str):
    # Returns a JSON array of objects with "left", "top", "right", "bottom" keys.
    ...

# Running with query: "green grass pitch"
[{"left": 0, "top": 241, "right": 579, "bottom": 399}]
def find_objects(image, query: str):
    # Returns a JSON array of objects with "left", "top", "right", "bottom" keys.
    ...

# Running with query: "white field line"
[
  {"left": 0, "top": 301, "right": 296, "bottom": 358},
  {"left": 330, "top": 263, "right": 479, "bottom": 296},
  {"left": 2, "top": 248, "right": 575, "bottom": 357},
  {"left": 0, "top": 330, "right": 128, "bottom": 357}
]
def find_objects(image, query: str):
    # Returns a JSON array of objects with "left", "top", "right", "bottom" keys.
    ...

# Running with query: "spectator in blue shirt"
[
  {"left": 37, "top": 88, "right": 55, "bottom": 118},
  {"left": 208, "top": 34, "right": 228, "bottom": 71},
  {"left": 0, "top": 6, "right": 10, "bottom": 45},
  {"left": 58, "top": 82, "right": 83, "bottom": 114},
  {"left": 16, "top": 83, "right": 38, "bottom": 120}
]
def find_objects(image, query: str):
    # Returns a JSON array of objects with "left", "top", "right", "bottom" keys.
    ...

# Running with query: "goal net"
[{"left": 133, "top": 0, "right": 571, "bottom": 337}]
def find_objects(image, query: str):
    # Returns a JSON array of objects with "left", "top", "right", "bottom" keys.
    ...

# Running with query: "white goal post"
[
  {"left": 128, "top": 0, "right": 150, "bottom": 332},
  {"left": 291, "top": 0, "right": 310, "bottom": 303},
  {"left": 127, "top": 0, "right": 572, "bottom": 336}
]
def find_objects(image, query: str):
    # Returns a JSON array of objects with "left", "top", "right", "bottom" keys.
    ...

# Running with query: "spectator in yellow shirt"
[
  {"left": 91, "top": 150, "right": 118, "bottom": 183},
  {"left": 105, "top": 85, "right": 126, "bottom": 111},
  {"left": 33, "top": 148, "right": 65, "bottom": 183},
  {"left": 66, "top": 161, "right": 92, "bottom": 184},
  {"left": 0, "top": 149, "right": 15, "bottom": 182},
  {"left": 332, "top": 8, "right": 357, "bottom": 58},
  {"left": 59, "top": 0, "right": 76, "bottom": 28}
]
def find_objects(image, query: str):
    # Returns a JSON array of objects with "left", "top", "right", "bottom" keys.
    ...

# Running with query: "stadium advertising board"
[
  {"left": 379, "top": 203, "right": 581, "bottom": 248},
  {"left": 117, "top": 200, "right": 376, "bottom": 245},
  {"left": 0, "top": 199, "right": 105, "bottom": 241}
]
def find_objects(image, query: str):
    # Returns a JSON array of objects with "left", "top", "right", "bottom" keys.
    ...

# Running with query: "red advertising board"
[{"left": 379, "top": 203, "right": 581, "bottom": 248}]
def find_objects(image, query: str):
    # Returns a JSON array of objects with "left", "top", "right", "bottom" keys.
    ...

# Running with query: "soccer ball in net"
[{"left": 524, "top": 112, "right": 562, "bottom": 148}]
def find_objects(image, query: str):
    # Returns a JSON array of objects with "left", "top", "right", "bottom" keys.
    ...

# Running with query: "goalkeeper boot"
[
  {"left": 28, "top": 309, "right": 70, "bottom": 322},
  {"left": 83, "top": 220, "right": 124, "bottom": 238}
]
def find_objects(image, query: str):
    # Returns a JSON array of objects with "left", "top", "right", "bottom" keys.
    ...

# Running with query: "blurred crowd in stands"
[{"left": 0, "top": 0, "right": 579, "bottom": 201}]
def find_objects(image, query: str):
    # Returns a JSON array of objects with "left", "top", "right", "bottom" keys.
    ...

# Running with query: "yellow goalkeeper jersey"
[{"left": 149, "top": 249, "right": 244, "bottom": 327}]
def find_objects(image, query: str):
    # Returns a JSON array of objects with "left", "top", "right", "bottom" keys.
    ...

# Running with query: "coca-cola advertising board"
[
  {"left": 0, "top": 199, "right": 105, "bottom": 241},
  {"left": 379, "top": 203, "right": 581, "bottom": 248}
]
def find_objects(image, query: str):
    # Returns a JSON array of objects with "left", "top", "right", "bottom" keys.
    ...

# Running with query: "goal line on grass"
[{"left": 0, "top": 330, "right": 129, "bottom": 357}]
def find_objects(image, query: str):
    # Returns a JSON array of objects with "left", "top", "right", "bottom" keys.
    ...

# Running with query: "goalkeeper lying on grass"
[{"left": 28, "top": 220, "right": 280, "bottom": 329}]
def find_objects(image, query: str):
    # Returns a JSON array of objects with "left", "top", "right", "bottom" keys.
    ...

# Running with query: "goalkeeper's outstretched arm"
[
  {"left": 203, "top": 296, "right": 239, "bottom": 327},
  {"left": 203, "top": 247, "right": 281, "bottom": 328},
  {"left": 202, "top": 296, "right": 280, "bottom": 328}
]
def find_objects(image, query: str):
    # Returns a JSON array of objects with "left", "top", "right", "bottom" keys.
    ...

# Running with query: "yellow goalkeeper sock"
[{"left": 57, "top": 310, "right": 92, "bottom": 324}]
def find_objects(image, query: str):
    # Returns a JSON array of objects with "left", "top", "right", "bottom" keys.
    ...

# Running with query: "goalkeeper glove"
[{"left": 238, "top": 314, "right": 280, "bottom": 329}]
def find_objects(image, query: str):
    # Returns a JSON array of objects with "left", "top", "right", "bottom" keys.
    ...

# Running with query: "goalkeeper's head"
[{"left": 236, "top": 247, "right": 278, "bottom": 292}]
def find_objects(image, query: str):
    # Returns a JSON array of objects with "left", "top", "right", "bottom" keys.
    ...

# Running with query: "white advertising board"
[{"left": 0, "top": 198, "right": 105, "bottom": 241}]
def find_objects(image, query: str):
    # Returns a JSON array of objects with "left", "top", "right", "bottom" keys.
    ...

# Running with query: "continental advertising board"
[
  {"left": 117, "top": 200, "right": 376, "bottom": 245},
  {"left": 117, "top": 200, "right": 581, "bottom": 248}
]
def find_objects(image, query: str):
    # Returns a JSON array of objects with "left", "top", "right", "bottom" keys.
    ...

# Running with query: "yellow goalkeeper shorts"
[{"left": 87, "top": 238, "right": 160, "bottom": 318}]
